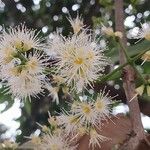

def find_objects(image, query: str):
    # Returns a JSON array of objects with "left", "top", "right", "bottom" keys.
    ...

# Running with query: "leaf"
[
  {"left": 143, "top": 62, "right": 150, "bottom": 74},
  {"left": 106, "top": 40, "right": 150, "bottom": 63}
]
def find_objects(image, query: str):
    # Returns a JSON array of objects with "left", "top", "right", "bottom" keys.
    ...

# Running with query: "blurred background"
[{"left": 0, "top": 0, "right": 150, "bottom": 144}]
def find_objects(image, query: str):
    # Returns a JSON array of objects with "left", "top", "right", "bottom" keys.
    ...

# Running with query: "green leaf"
[
  {"left": 106, "top": 40, "right": 150, "bottom": 63},
  {"left": 143, "top": 62, "right": 150, "bottom": 74}
]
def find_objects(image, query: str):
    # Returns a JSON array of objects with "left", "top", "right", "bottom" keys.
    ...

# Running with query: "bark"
[{"left": 114, "top": 0, "right": 145, "bottom": 149}]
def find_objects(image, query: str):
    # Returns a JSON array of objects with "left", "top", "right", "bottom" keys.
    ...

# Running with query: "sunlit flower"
[
  {"left": 89, "top": 128, "right": 109, "bottom": 149},
  {"left": 0, "top": 24, "right": 49, "bottom": 100},
  {"left": 0, "top": 52, "right": 47, "bottom": 80},
  {"left": 68, "top": 14, "right": 84, "bottom": 34},
  {"left": 69, "top": 90, "right": 113, "bottom": 128},
  {"left": 49, "top": 31, "right": 108, "bottom": 92},
  {"left": 1, "top": 24, "right": 44, "bottom": 52}
]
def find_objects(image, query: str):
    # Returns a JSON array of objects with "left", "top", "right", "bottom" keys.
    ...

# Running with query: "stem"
[{"left": 118, "top": 39, "right": 131, "bottom": 61}]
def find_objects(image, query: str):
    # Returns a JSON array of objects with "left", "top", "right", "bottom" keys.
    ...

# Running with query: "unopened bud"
[{"left": 115, "top": 31, "right": 123, "bottom": 39}]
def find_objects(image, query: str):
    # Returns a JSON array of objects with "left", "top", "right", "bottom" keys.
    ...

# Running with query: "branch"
[{"left": 114, "top": 0, "right": 146, "bottom": 149}]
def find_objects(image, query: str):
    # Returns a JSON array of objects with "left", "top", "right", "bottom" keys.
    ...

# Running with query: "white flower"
[
  {"left": 39, "top": 133, "right": 76, "bottom": 150},
  {"left": 69, "top": 90, "right": 114, "bottom": 128},
  {"left": 6, "top": 72, "right": 45, "bottom": 100},
  {"left": 58, "top": 114, "right": 80, "bottom": 135},
  {"left": 0, "top": 51, "right": 48, "bottom": 99},
  {"left": 49, "top": 31, "right": 108, "bottom": 92},
  {"left": 68, "top": 14, "right": 84, "bottom": 34},
  {"left": 89, "top": 129, "right": 109, "bottom": 149},
  {"left": 94, "top": 90, "right": 113, "bottom": 122},
  {"left": 70, "top": 101, "right": 98, "bottom": 127},
  {"left": 26, "top": 51, "right": 49, "bottom": 75},
  {"left": 0, "top": 24, "right": 49, "bottom": 100},
  {"left": 1, "top": 24, "right": 44, "bottom": 52},
  {"left": 0, "top": 46, "right": 16, "bottom": 65}
]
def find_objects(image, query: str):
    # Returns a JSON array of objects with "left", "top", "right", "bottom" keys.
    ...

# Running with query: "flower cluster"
[
  {"left": 32, "top": 90, "right": 114, "bottom": 149},
  {"left": 0, "top": 25, "right": 48, "bottom": 100},
  {"left": 59, "top": 90, "right": 113, "bottom": 149},
  {"left": 48, "top": 24, "right": 109, "bottom": 92},
  {"left": 0, "top": 15, "right": 113, "bottom": 149},
  {"left": 0, "top": 15, "right": 110, "bottom": 101}
]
